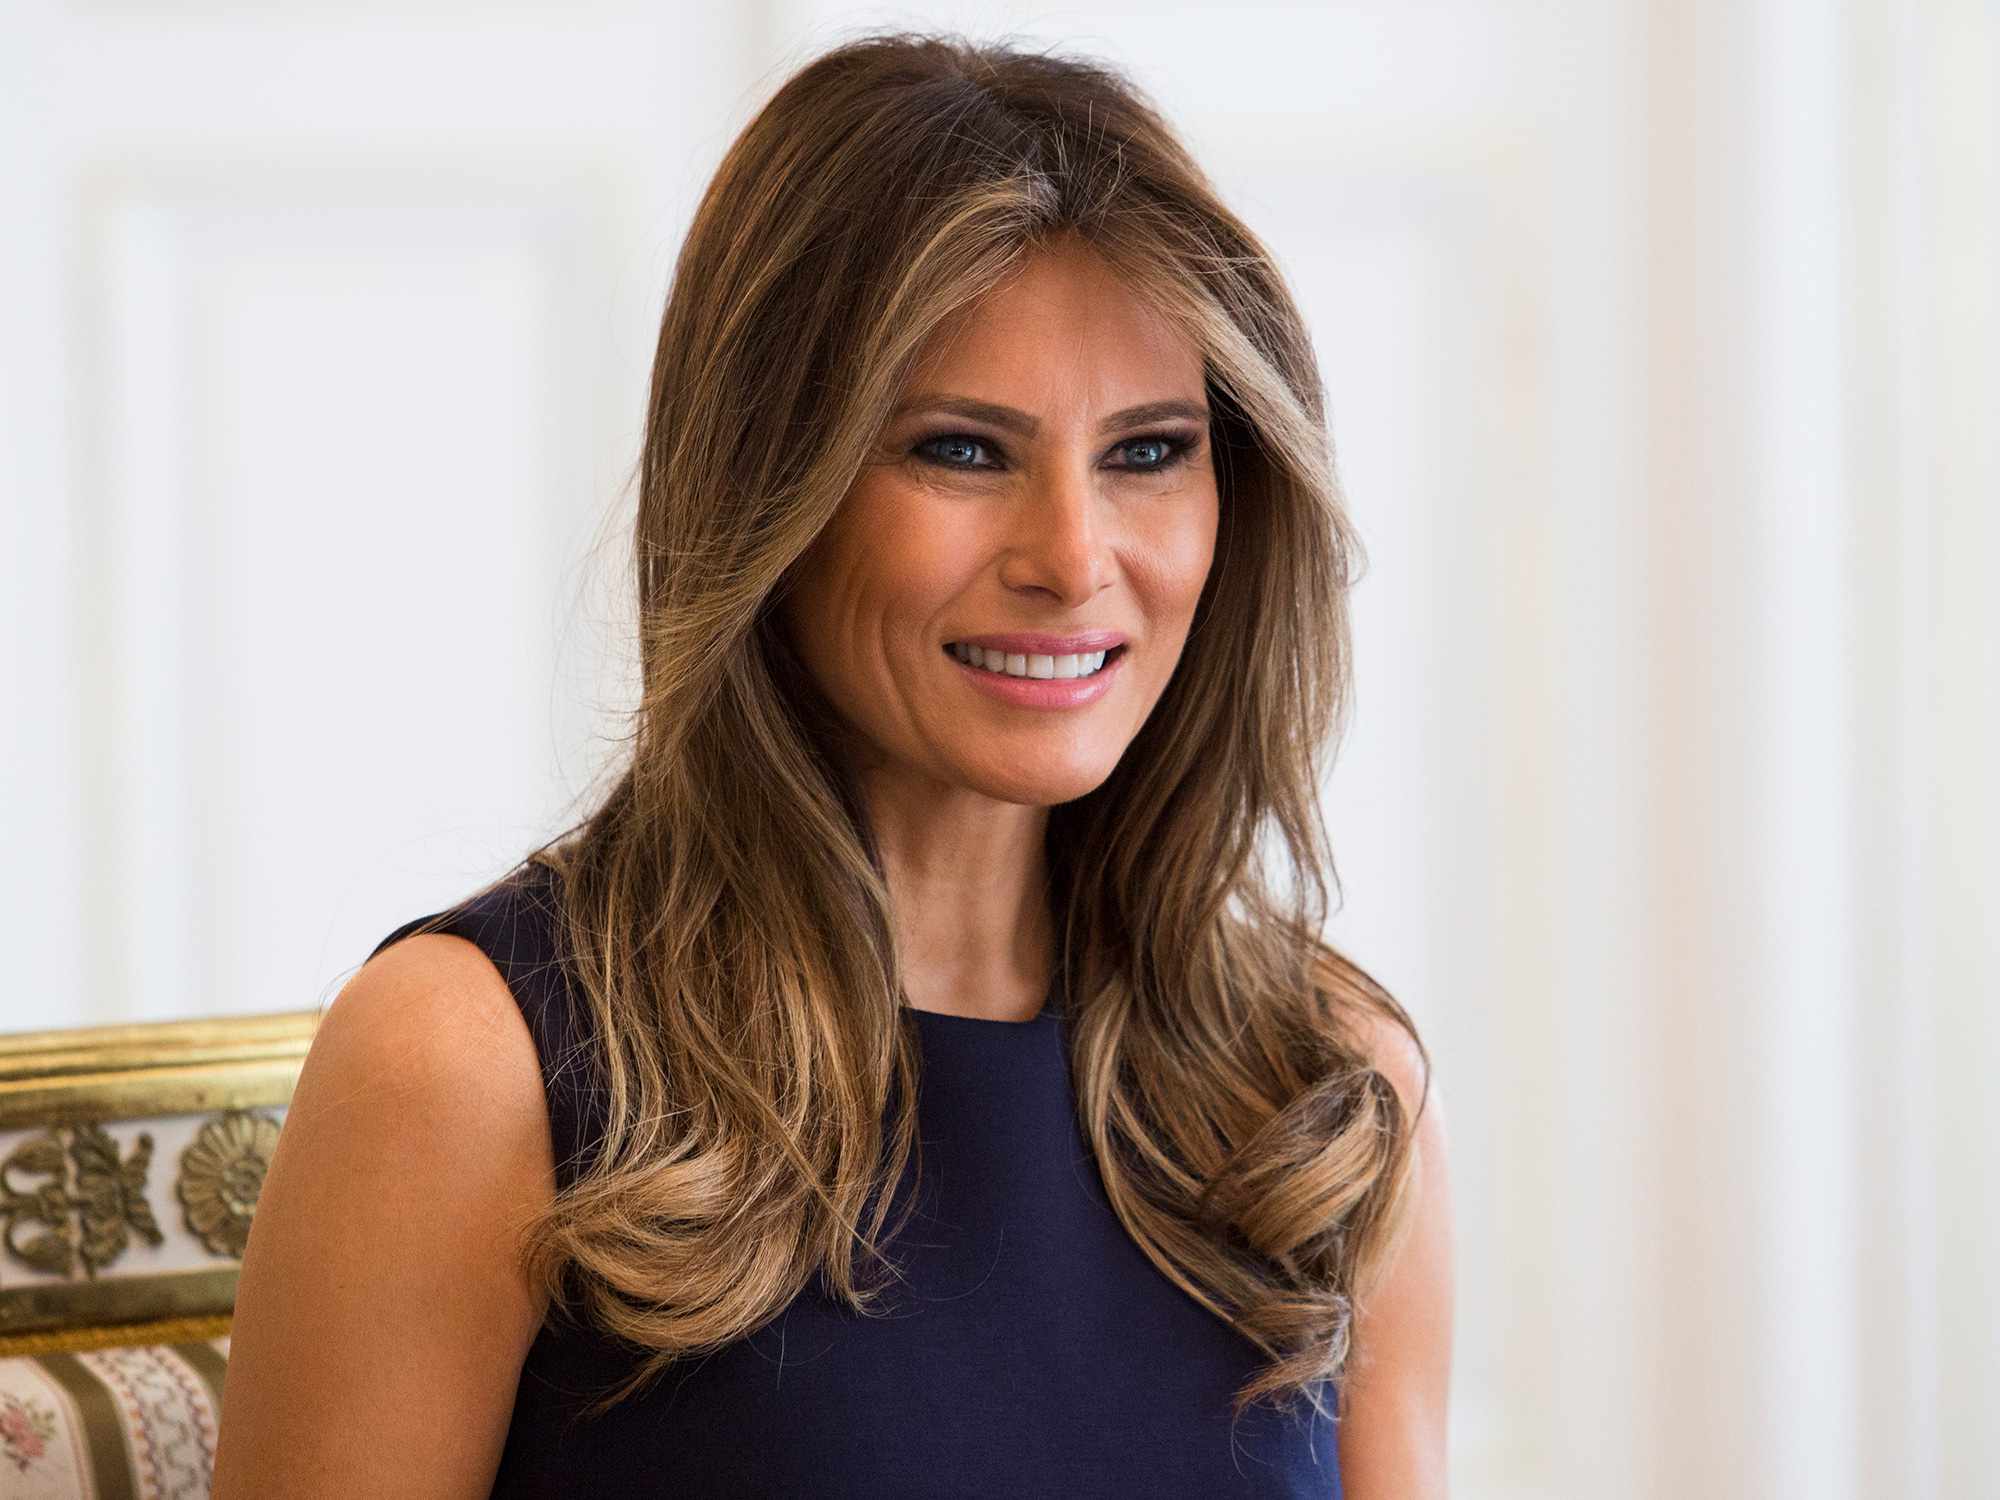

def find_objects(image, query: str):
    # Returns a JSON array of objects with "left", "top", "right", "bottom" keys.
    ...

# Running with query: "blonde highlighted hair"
[{"left": 497, "top": 29, "right": 1428, "bottom": 1426}]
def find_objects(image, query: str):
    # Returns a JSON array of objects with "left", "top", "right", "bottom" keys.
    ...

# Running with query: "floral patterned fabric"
[{"left": 0, "top": 1337, "right": 228, "bottom": 1499}]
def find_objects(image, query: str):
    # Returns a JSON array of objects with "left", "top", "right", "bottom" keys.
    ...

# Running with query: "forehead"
[{"left": 904, "top": 242, "right": 1205, "bottom": 411}]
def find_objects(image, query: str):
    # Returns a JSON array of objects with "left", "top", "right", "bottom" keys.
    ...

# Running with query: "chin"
[{"left": 961, "top": 759, "right": 1117, "bottom": 808}]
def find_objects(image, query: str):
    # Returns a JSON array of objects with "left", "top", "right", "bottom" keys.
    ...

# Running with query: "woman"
[{"left": 215, "top": 30, "right": 1452, "bottom": 1499}]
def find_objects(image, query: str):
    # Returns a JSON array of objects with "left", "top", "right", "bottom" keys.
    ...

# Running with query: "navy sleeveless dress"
[{"left": 368, "top": 862, "right": 1343, "bottom": 1497}]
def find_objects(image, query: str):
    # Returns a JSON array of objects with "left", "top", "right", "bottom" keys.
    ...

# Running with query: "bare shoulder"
[
  {"left": 1337, "top": 1000, "right": 1454, "bottom": 1500},
  {"left": 212, "top": 930, "right": 557, "bottom": 1499},
  {"left": 310, "top": 930, "right": 553, "bottom": 1131},
  {"left": 1353, "top": 1003, "right": 1441, "bottom": 1140}
]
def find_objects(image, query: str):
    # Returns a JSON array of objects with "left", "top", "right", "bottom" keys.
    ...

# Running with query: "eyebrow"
[{"left": 890, "top": 394, "right": 1210, "bottom": 437}]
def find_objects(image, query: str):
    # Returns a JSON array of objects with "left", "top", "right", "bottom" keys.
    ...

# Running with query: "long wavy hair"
[{"left": 484, "top": 29, "right": 1429, "bottom": 1426}]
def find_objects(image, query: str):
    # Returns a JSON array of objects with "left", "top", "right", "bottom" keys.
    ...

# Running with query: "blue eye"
[
  {"left": 911, "top": 431, "right": 1198, "bottom": 474},
  {"left": 1115, "top": 436, "right": 1186, "bottom": 471},
  {"left": 916, "top": 434, "right": 995, "bottom": 468}
]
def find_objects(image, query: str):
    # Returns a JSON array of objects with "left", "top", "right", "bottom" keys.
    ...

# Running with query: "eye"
[
  {"left": 911, "top": 429, "right": 1203, "bottom": 475},
  {"left": 1110, "top": 432, "right": 1198, "bottom": 473},
  {"left": 913, "top": 433, "right": 1000, "bottom": 470}
]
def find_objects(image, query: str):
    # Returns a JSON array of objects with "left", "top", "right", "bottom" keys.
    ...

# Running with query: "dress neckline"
[
  {"left": 906, "top": 1003, "right": 1056, "bottom": 1028},
  {"left": 903, "top": 972, "right": 1063, "bottom": 1028}
]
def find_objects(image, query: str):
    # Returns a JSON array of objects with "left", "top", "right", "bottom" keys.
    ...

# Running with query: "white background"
[{"left": 2, "top": 2, "right": 1994, "bottom": 1495}]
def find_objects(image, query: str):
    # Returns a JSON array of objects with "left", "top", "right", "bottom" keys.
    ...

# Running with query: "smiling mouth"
[{"left": 943, "top": 642, "right": 1128, "bottom": 680}]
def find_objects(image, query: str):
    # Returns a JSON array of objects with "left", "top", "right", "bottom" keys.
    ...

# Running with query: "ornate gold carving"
[
  {"left": 0, "top": 1123, "right": 164, "bottom": 1279},
  {"left": 0, "top": 1266, "right": 239, "bottom": 1338},
  {"left": 176, "top": 1109, "right": 280, "bottom": 1258},
  {"left": 0, "top": 1008, "right": 313, "bottom": 1341},
  {"left": 0, "top": 1008, "right": 318, "bottom": 1129},
  {"left": 0, "top": 1309, "right": 233, "bottom": 1359}
]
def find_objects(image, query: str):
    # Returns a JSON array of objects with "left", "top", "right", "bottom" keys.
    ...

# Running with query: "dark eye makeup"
[{"left": 909, "top": 429, "right": 1202, "bottom": 475}]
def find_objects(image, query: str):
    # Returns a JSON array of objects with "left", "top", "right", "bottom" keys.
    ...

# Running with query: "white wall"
[{"left": 2, "top": 2, "right": 1992, "bottom": 1495}]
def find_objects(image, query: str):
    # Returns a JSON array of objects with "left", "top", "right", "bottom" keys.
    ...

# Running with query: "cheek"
[
  {"left": 796, "top": 475, "right": 977, "bottom": 647},
  {"left": 1135, "top": 500, "right": 1220, "bottom": 621}
]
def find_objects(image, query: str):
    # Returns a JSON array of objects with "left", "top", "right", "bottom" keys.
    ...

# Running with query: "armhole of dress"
[
  {"left": 362, "top": 868, "right": 604, "bottom": 1196},
  {"left": 366, "top": 907, "right": 465, "bottom": 964}
]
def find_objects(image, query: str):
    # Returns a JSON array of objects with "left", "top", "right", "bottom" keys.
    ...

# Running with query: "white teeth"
[{"left": 951, "top": 644, "right": 1112, "bottom": 679}]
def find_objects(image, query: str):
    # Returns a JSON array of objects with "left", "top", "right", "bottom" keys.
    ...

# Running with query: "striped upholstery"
[{"left": 0, "top": 1338, "right": 228, "bottom": 1499}]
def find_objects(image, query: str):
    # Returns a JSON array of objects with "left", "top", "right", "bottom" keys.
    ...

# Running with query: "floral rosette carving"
[
  {"left": 0, "top": 1123, "right": 164, "bottom": 1278},
  {"left": 177, "top": 1108, "right": 281, "bottom": 1258}
]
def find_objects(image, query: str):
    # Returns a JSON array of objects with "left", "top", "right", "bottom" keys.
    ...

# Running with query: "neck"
[{"left": 856, "top": 764, "right": 1055, "bottom": 1022}]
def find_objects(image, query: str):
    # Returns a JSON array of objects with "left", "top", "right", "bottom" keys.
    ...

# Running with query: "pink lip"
[
  {"left": 947, "top": 630, "right": 1128, "bottom": 654},
  {"left": 945, "top": 640, "right": 1127, "bottom": 709}
]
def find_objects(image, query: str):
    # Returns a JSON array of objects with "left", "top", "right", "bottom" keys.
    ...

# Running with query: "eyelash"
[{"left": 910, "top": 430, "right": 1199, "bottom": 476}]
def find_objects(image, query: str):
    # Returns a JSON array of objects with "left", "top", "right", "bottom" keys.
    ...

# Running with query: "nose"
[{"left": 997, "top": 458, "right": 1112, "bottom": 606}]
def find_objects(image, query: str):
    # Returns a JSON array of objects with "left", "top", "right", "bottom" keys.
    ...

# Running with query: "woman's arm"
[
  {"left": 212, "top": 933, "right": 557, "bottom": 1499},
  {"left": 1335, "top": 1013, "right": 1455, "bottom": 1499}
]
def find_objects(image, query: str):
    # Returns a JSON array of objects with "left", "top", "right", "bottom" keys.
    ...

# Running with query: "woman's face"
[{"left": 781, "top": 239, "right": 1219, "bottom": 807}]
